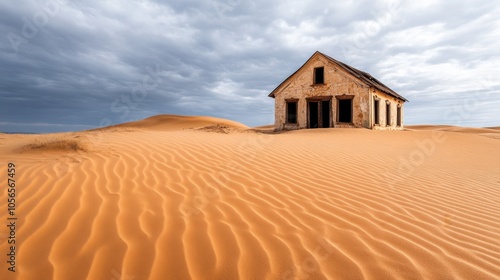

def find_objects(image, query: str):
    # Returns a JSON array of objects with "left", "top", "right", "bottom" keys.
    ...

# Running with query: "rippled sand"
[{"left": 1, "top": 115, "right": 499, "bottom": 280}]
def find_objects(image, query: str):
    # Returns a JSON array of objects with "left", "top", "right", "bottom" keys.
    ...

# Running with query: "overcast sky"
[{"left": 1, "top": 0, "right": 499, "bottom": 133}]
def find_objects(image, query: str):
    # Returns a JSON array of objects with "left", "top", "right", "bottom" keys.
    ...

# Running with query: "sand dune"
[
  {"left": 1, "top": 117, "right": 500, "bottom": 280},
  {"left": 93, "top": 114, "right": 249, "bottom": 132},
  {"left": 407, "top": 125, "right": 500, "bottom": 139}
]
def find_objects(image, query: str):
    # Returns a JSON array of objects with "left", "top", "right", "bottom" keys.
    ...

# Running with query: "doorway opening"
[
  {"left": 307, "top": 97, "right": 331, "bottom": 128},
  {"left": 321, "top": 100, "right": 330, "bottom": 128},
  {"left": 309, "top": 102, "right": 319, "bottom": 128}
]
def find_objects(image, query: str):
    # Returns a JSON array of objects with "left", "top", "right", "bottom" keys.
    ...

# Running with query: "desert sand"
[{"left": 1, "top": 115, "right": 499, "bottom": 280}]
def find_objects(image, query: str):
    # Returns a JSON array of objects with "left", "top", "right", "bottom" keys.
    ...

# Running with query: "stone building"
[{"left": 268, "top": 51, "right": 408, "bottom": 130}]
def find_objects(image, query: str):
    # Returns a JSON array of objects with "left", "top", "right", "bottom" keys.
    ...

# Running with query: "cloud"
[{"left": 0, "top": 0, "right": 499, "bottom": 132}]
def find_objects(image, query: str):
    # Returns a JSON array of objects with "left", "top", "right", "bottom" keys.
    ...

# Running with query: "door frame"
[{"left": 306, "top": 96, "right": 332, "bottom": 128}]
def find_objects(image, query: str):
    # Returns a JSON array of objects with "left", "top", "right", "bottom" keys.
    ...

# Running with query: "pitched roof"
[{"left": 268, "top": 51, "right": 408, "bottom": 102}]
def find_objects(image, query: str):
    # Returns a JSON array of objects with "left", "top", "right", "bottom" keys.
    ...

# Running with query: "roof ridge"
[
  {"left": 269, "top": 51, "right": 407, "bottom": 102},
  {"left": 317, "top": 51, "right": 407, "bottom": 102}
]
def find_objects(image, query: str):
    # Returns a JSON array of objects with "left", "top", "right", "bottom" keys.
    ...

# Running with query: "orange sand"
[{"left": 1, "top": 115, "right": 499, "bottom": 279}]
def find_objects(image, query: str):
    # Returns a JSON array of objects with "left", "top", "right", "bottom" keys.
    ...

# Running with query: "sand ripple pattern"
[{"left": 1, "top": 126, "right": 500, "bottom": 280}]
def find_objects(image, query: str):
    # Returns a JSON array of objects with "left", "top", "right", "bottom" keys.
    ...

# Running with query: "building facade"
[{"left": 268, "top": 52, "right": 408, "bottom": 130}]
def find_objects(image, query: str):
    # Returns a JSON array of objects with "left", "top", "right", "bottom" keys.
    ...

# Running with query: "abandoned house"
[{"left": 268, "top": 51, "right": 408, "bottom": 130}]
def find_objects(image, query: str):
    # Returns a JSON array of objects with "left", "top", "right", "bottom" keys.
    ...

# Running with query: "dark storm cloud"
[{"left": 0, "top": 0, "right": 499, "bottom": 133}]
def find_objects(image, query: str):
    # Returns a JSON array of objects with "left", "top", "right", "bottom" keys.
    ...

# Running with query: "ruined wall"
[{"left": 274, "top": 55, "right": 371, "bottom": 130}]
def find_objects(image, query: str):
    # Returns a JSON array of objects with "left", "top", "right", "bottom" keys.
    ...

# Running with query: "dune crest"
[{"left": 94, "top": 114, "right": 249, "bottom": 132}]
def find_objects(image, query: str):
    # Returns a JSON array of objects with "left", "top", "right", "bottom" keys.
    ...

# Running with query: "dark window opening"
[
  {"left": 386, "top": 103, "right": 391, "bottom": 126},
  {"left": 338, "top": 99, "right": 352, "bottom": 123},
  {"left": 314, "top": 67, "right": 324, "bottom": 84},
  {"left": 309, "top": 102, "right": 319, "bottom": 128},
  {"left": 374, "top": 99, "right": 380, "bottom": 125},
  {"left": 286, "top": 101, "right": 298, "bottom": 124},
  {"left": 397, "top": 107, "right": 402, "bottom": 127}
]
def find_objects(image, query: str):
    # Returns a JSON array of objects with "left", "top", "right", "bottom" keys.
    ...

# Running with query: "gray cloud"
[{"left": 1, "top": 0, "right": 499, "bottom": 133}]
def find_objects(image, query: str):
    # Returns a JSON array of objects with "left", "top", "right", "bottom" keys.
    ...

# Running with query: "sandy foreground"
[{"left": 0, "top": 115, "right": 499, "bottom": 280}]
